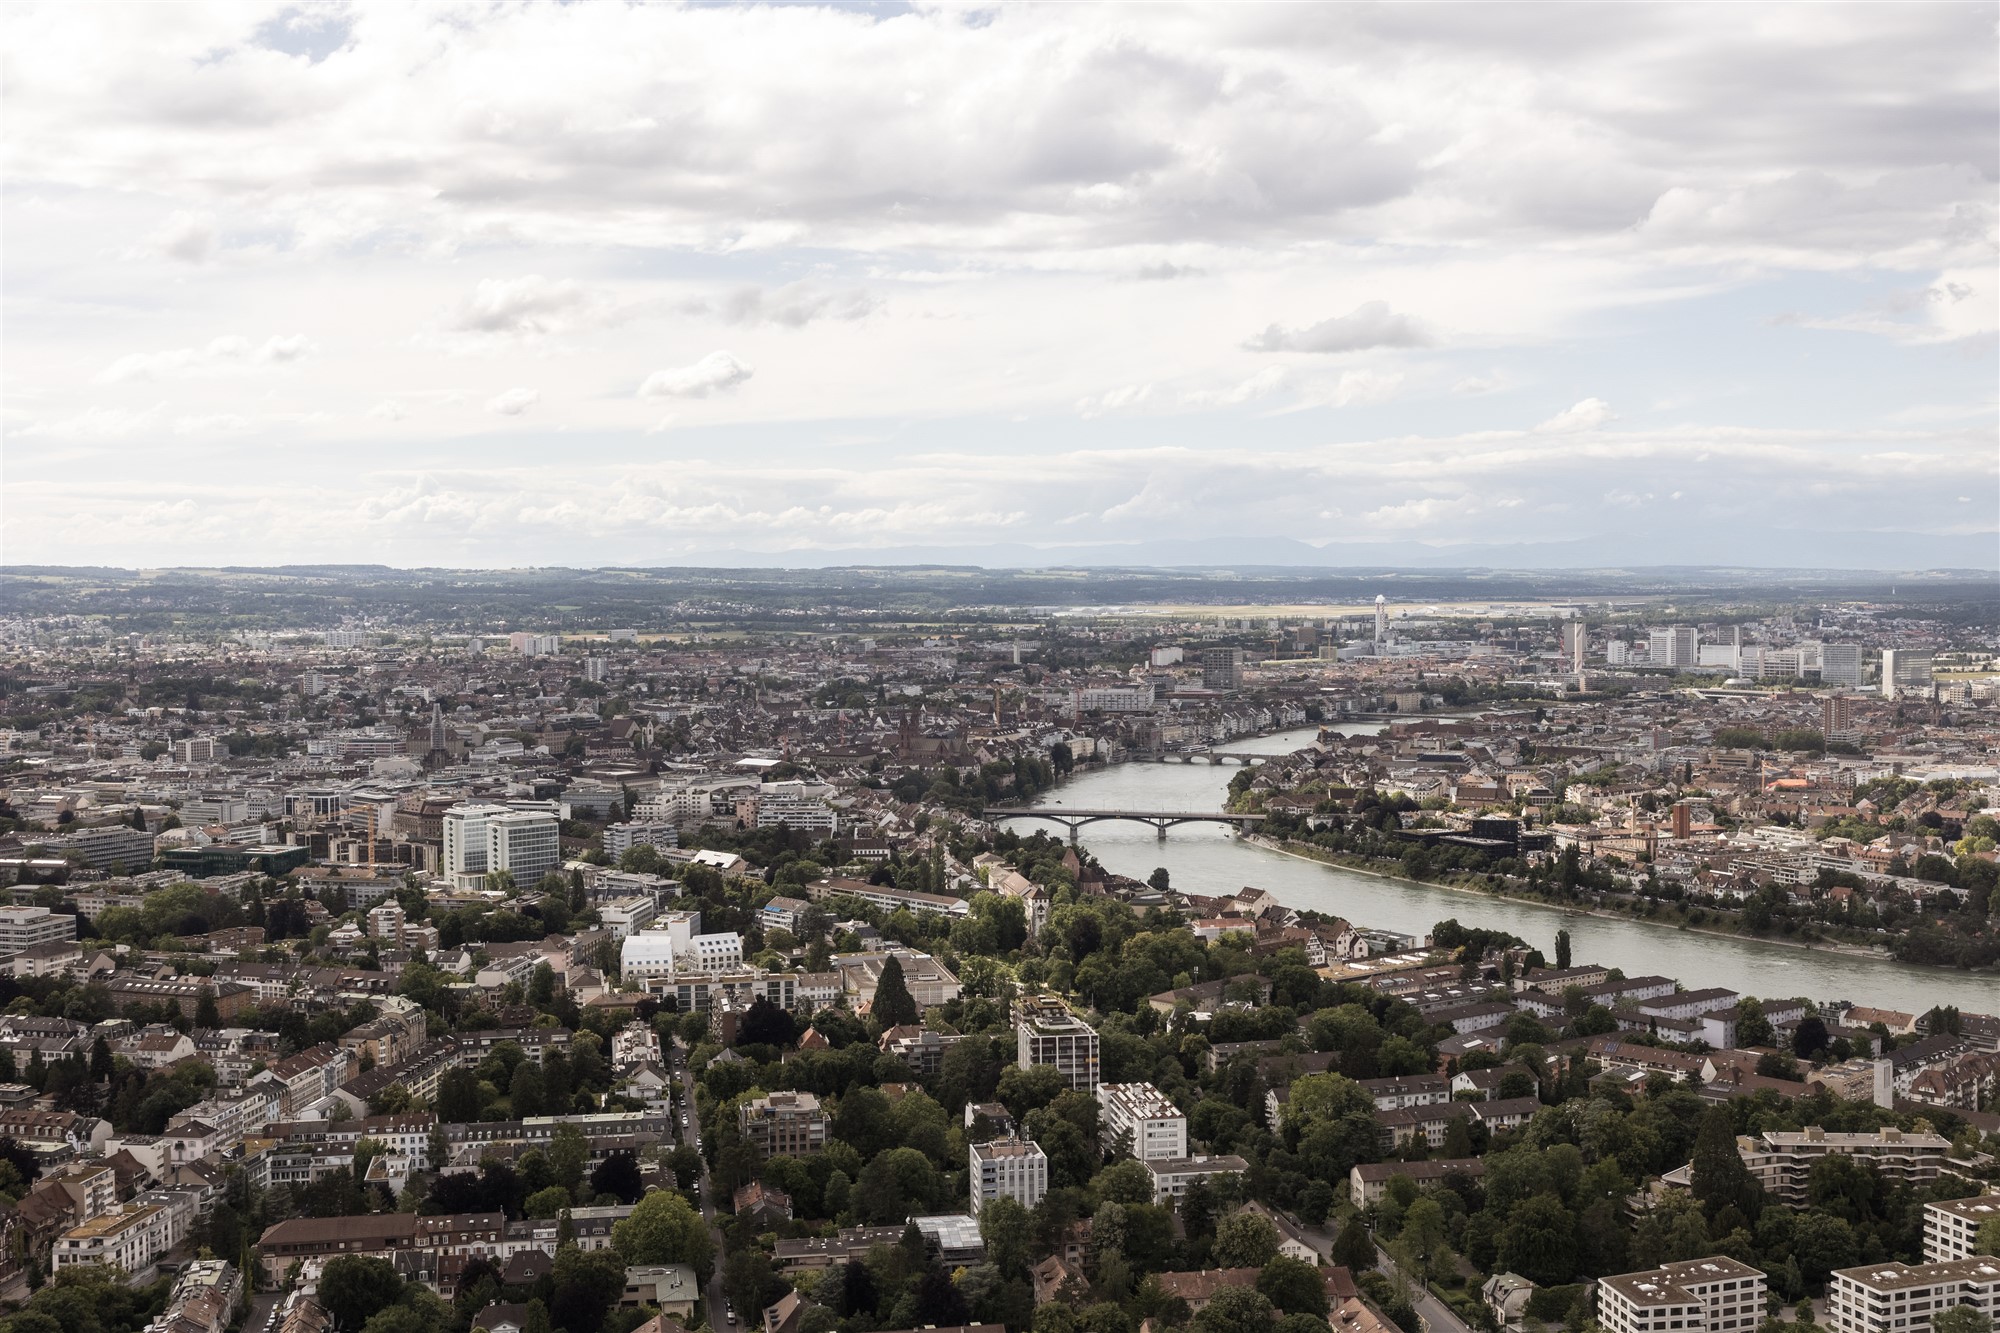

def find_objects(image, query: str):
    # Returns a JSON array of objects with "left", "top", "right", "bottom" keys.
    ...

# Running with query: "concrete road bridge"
[{"left": 984, "top": 807, "right": 1265, "bottom": 842}]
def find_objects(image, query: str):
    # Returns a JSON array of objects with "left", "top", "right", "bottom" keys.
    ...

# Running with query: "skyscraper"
[
  {"left": 1374, "top": 595, "right": 1389, "bottom": 644},
  {"left": 1201, "top": 648, "right": 1244, "bottom": 691}
]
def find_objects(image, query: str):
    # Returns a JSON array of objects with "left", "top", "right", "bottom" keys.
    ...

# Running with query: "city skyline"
[{"left": 4, "top": 3, "right": 1996, "bottom": 569}]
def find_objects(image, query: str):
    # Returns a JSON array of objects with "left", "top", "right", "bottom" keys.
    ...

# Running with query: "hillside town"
[{"left": 0, "top": 578, "right": 1993, "bottom": 1333}]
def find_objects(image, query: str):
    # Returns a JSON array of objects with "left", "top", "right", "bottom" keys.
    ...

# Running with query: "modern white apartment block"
[
  {"left": 1738, "top": 1127, "right": 1952, "bottom": 1204},
  {"left": 1925, "top": 1196, "right": 2000, "bottom": 1264},
  {"left": 487, "top": 809, "right": 560, "bottom": 884},
  {"left": 1097, "top": 1082, "right": 1188, "bottom": 1161},
  {"left": 604, "top": 821, "right": 678, "bottom": 860},
  {"left": 970, "top": 1136, "right": 1048, "bottom": 1215},
  {"left": 53, "top": 1203, "right": 173, "bottom": 1277},
  {"left": 1829, "top": 1258, "right": 2000, "bottom": 1333},
  {"left": 620, "top": 912, "right": 742, "bottom": 980},
  {"left": 1015, "top": 993, "right": 1100, "bottom": 1093},
  {"left": 1596, "top": 1257, "right": 1766, "bottom": 1333},
  {"left": 0, "top": 906, "right": 78, "bottom": 956},
  {"left": 442, "top": 803, "right": 504, "bottom": 876},
  {"left": 601, "top": 896, "right": 660, "bottom": 940}
]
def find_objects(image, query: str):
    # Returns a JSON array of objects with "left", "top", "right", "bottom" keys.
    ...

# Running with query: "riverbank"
[{"left": 1243, "top": 834, "right": 1909, "bottom": 966}]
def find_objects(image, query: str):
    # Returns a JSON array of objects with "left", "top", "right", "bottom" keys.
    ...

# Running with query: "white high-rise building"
[
  {"left": 970, "top": 1137, "right": 1048, "bottom": 1215},
  {"left": 486, "top": 809, "right": 560, "bottom": 884},
  {"left": 1881, "top": 650, "right": 1936, "bottom": 700},
  {"left": 1820, "top": 643, "right": 1863, "bottom": 688},
  {"left": 1098, "top": 1083, "right": 1188, "bottom": 1161},
  {"left": 442, "top": 804, "right": 506, "bottom": 877},
  {"left": 1374, "top": 595, "right": 1389, "bottom": 644},
  {"left": 443, "top": 803, "right": 558, "bottom": 885},
  {"left": 1648, "top": 627, "right": 1699, "bottom": 670}
]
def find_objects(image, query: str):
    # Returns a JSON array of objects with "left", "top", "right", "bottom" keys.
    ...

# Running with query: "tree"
[
  {"left": 195, "top": 987, "right": 221, "bottom": 1030},
  {"left": 548, "top": 1246, "right": 625, "bottom": 1333},
  {"left": 979, "top": 1196, "right": 1032, "bottom": 1280},
  {"left": 1690, "top": 1105, "right": 1762, "bottom": 1221},
  {"left": 1213, "top": 1210, "right": 1281, "bottom": 1268},
  {"left": 550, "top": 1123, "right": 590, "bottom": 1196},
  {"left": 873, "top": 954, "right": 920, "bottom": 1028},
  {"left": 1148, "top": 867, "right": 1170, "bottom": 892},
  {"left": 1331, "top": 1218, "right": 1377, "bottom": 1272},
  {"left": 510, "top": 1060, "right": 546, "bottom": 1117},
  {"left": 88, "top": 1038, "right": 113, "bottom": 1082},
  {"left": 1258, "top": 1256, "right": 1329, "bottom": 1318},
  {"left": 436, "top": 1068, "right": 483, "bottom": 1124},
  {"left": 1977, "top": 1217, "right": 2000, "bottom": 1258},
  {"left": 1394, "top": 1198, "right": 1451, "bottom": 1286},
  {"left": 1554, "top": 930, "right": 1571, "bottom": 971},
  {"left": 1931, "top": 1309, "right": 1993, "bottom": 1333},
  {"left": 1792, "top": 1016, "right": 1830, "bottom": 1060},
  {"left": 590, "top": 1151, "right": 644, "bottom": 1205},
  {"left": 612, "top": 1188, "right": 714, "bottom": 1280},
  {"left": 319, "top": 1256, "right": 407, "bottom": 1332},
  {"left": 1497, "top": 1194, "right": 1578, "bottom": 1286},
  {"left": 1195, "top": 1287, "right": 1276, "bottom": 1333}
]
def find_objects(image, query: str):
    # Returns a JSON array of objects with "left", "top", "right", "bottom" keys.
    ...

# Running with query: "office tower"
[
  {"left": 1201, "top": 648, "right": 1244, "bottom": 691},
  {"left": 1374, "top": 595, "right": 1389, "bottom": 644},
  {"left": 1820, "top": 643, "right": 1863, "bottom": 687},
  {"left": 1881, "top": 650, "right": 1935, "bottom": 700}
]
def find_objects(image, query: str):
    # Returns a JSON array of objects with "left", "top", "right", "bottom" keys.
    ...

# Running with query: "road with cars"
[{"left": 668, "top": 1038, "right": 735, "bottom": 1333}]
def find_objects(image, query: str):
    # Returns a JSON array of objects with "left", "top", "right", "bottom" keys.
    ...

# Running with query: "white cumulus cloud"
[
  {"left": 1244, "top": 301, "right": 1432, "bottom": 354},
  {"left": 486, "top": 387, "right": 541, "bottom": 416},
  {"left": 1534, "top": 398, "right": 1616, "bottom": 433},
  {"left": 638, "top": 353, "right": 753, "bottom": 400}
]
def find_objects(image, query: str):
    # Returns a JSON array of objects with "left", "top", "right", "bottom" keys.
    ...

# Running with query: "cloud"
[
  {"left": 144, "top": 210, "right": 216, "bottom": 263},
  {"left": 1451, "top": 372, "right": 1513, "bottom": 396},
  {"left": 18, "top": 404, "right": 167, "bottom": 440},
  {"left": 694, "top": 284, "right": 881, "bottom": 328},
  {"left": 1076, "top": 383, "right": 1155, "bottom": 419},
  {"left": 1135, "top": 263, "right": 1202, "bottom": 281},
  {"left": 1533, "top": 398, "right": 1616, "bottom": 433},
  {"left": 449, "top": 275, "right": 599, "bottom": 336},
  {"left": 95, "top": 335, "right": 315, "bottom": 384},
  {"left": 1244, "top": 301, "right": 1432, "bottom": 353},
  {"left": 1181, "top": 367, "right": 1286, "bottom": 409},
  {"left": 638, "top": 352, "right": 753, "bottom": 399},
  {"left": 172, "top": 413, "right": 254, "bottom": 436},
  {"left": 485, "top": 387, "right": 540, "bottom": 416}
]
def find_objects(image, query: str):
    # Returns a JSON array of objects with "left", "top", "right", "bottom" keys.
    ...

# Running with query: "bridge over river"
[{"left": 982, "top": 806, "right": 1264, "bottom": 842}]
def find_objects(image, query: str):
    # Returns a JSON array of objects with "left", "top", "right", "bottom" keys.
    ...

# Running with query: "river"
[{"left": 1004, "top": 726, "right": 1999, "bottom": 1014}]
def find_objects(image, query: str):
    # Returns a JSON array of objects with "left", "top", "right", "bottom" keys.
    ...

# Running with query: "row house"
[{"left": 266, "top": 1044, "right": 354, "bottom": 1118}]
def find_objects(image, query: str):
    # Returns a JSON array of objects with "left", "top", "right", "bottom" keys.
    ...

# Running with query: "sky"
[{"left": 3, "top": 1, "right": 1996, "bottom": 570}]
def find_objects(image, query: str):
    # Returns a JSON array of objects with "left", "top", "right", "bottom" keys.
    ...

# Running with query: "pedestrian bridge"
[{"left": 983, "top": 807, "right": 1265, "bottom": 842}]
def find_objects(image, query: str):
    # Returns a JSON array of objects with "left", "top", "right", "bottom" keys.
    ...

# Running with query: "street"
[
  {"left": 1374, "top": 1241, "right": 1473, "bottom": 1333},
  {"left": 670, "top": 1038, "right": 733, "bottom": 1333}
]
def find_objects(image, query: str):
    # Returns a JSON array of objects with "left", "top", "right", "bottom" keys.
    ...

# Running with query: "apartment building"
[
  {"left": 738, "top": 1093, "right": 828, "bottom": 1157},
  {"left": 1097, "top": 1082, "right": 1188, "bottom": 1161},
  {"left": 970, "top": 1136, "right": 1048, "bottom": 1215},
  {"left": 603, "top": 822, "right": 678, "bottom": 860},
  {"left": 1596, "top": 1257, "right": 1766, "bottom": 1333},
  {"left": 1829, "top": 1258, "right": 2000, "bottom": 1333},
  {"left": 1924, "top": 1196, "right": 2000, "bottom": 1264},
  {"left": 1015, "top": 993, "right": 1100, "bottom": 1093},
  {"left": 0, "top": 907, "right": 76, "bottom": 957},
  {"left": 54, "top": 1203, "right": 173, "bottom": 1278},
  {"left": 1738, "top": 1127, "right": 1952, "bottom": 1204}
]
